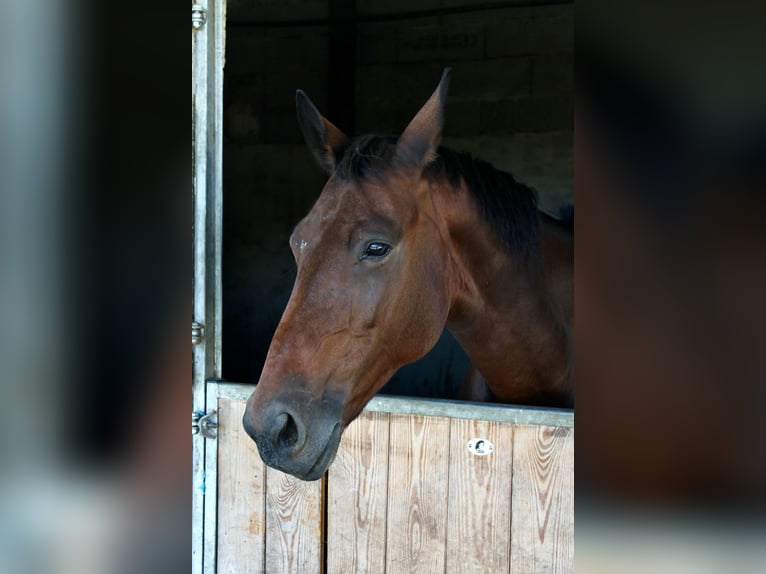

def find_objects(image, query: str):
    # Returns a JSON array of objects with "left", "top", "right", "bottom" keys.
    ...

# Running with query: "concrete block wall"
[
  {"left": 223, "top": 1, "right": 331, "bottom": 381},
  {"left": 222, "top": 1, "right": 573, "bottom": 390},
  {"left": 355, "top": 2, "right": 573, "bottom": 211}
]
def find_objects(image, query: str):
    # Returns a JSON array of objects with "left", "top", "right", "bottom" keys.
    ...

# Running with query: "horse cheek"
[{"left": 402, "top": 253, "right": 449, "bottom": 361}]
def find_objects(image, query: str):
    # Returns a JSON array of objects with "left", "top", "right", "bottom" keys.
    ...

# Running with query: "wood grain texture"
[
  {"left": 216, "top": 397, "right": 267, "bottom": 574},
  {"left": 510, "top": 425, "right": 574, "bottom": 574},
  {"left": 446, "top": 419, "right": 514, "bottom": 574},
  {"left": 327, "top": 410, "right": 390, "bottom": 574},
  {"left": 265, "top": 466, "right": 324, "bottom": 574},
  {"left": 214, "top": 389, "right": 573, "bottom": 574},
  {"left": 386, "top": 414, "right": 450, "bottom": 574}
]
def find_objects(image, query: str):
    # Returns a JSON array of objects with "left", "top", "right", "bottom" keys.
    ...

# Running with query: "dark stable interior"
[{"left": 222, "top": 0, "right": 573, "bottom": 398}]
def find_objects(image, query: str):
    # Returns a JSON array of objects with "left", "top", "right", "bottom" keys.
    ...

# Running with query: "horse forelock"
[{"left": 333, "top": 134, "right": 399, "bottom": 183}]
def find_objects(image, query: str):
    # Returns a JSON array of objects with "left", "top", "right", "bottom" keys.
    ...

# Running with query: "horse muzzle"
[{"left": 242, "top": 389, "right": 344, "bottom": 481}]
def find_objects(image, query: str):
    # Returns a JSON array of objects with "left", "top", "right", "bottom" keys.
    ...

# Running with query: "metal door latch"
[
  {"left": 192, "top": 5, "right": 207, "bottom": 30},
  {"left": 192, "top": 321, "right": 205, "bottom": 345},
  {"left": 193, "top": 410, "right": 218, "bottom": 438}
]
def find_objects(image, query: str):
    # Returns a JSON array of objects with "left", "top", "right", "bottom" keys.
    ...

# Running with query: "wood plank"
[
  {"left": 327, "top": 411, "right": 390, "bottom": 574},
  {"left": 265, "top": 466, "right": 324, "bottom": 574},
  {"left": 386, "top": 413, "right": 450, "bottom": 573},
  {"left": 446, "top": 419, "right": 513, "bottom": 573},
  {"left": 216, "top": 397, "right": 266, "bottom": 574},
  {"left": 510, "top": 425, "right": 574, "bottom": 574}
]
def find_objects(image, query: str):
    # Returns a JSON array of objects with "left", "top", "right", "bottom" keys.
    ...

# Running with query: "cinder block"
[
  {"left": 357, "top": 0, "right": 439, "bottom": 16},
  {"left": 259, "top": 111, "right": 305, "bottom": 144},
  {"left": 486, "top": 5, "right": 573, "bottom": 57},
  {"left": 479, "top": 95, "right": 573, "bottom": 134},
  {"left": 531, "top": 55, "right": 573, "bottom": 95},
  {"left": 225, "top": 75, "right": 266, "bottom": 116},
  {"left": 260, "top": 145, "right": 298, "bottom": 179},
  {"left": 356, "top": 63, "right": 445, "bottom": 107},
  {"left": 440, "top": 6, "right": 519, "bottom": 27},
  {"left": 226, "top": 28, "right": 328, "bottom": 76},
  {"left": 443, "top": 100, "right": 481, "bottom": 137},
  {"left": 228, "top": 0, "right": 329, "bottom": 23},
  {"left": 223, "top": 144, "right": 258, "bottom": 185},
  {"left": 225, "top": 144, "right": 323, "bottom": 218},
  {"left": 355, "top": 104, "right": 421, "bottom": 134},
  {"left": 225, "top": 33, "right": 274, "bottom": 75},
  {"left": 225, "top": 101, "right": 261, "bottom": 142},
  {"left": 224, "top": 144, "right": 294, "bottom": 184},
  {"left": 441, "top": 0, "right": 505, "bottom": 6},
  {"left": 262, "top": 68, "right": 328, "bottom": 112},
  {"left": 272, "top": 29, "right": 328, "bottom": 71},
  {"left": 356, "top": 98, "right": 481, "bottom": 137},
  {"left": 357, "top": 23, "right": 398, "bottom": 64},
  {"left": 290, "top": 145, "right": 328, "bottom": 182},
  {"left": 398, "top": 23, "right": 485, "bottom": 62},
  {"left": 248, "top": 184, "right": 298, "bottom": 219},
  {"left": 512, "top": 95, "right": 573, "bottom": 132},
  {"left": 291, "top": 172, "right": 327, "bottom": 212},
  {"left": 450, "top": 58, "right": 530, "bottom": 100},
  {"left": 479, "top": 100, "right": 514, "bottom": 134}
]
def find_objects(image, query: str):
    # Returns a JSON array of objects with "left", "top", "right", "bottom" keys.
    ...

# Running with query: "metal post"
[{"left": 192, "top": 1, "right": 225, "bottom": 573}]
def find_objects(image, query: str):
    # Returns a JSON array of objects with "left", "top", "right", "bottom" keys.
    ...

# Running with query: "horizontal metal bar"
[
  {"left": 210, "top": 381, "right": 574, "bottom": 427},
  {"left": 366, "top": 395, "right": 573, "bottom": 427}
]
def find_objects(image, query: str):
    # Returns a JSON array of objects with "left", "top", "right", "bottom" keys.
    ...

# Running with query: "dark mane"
[{"left": 334, "top": 134, "right": 541, "bottom": 263}]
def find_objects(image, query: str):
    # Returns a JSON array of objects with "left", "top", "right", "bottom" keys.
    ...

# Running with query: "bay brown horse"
[{"left": 243, "top": 69, "right": 573, "bottom": 480}]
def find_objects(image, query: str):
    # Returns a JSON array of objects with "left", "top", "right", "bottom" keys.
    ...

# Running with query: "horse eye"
[{"left": 363, "top": 242, "right": 391, "bottom": 259}]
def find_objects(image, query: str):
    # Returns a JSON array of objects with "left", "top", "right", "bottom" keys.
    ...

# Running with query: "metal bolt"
[
  {"left": 192, "top": 5, "right": 207, "bottom": 30},
  {"left": 192, "top": 321, "right": 205, "bottom": 345}
]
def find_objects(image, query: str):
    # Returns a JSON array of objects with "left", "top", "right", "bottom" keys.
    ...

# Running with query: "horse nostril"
[{"left": 275, "top": 412, "right": 300, "bottom": 450}]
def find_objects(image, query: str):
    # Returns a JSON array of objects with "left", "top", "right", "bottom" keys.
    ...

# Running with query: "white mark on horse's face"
[{"left": 299, "top": 240, "right": 308, "bottom": 253}]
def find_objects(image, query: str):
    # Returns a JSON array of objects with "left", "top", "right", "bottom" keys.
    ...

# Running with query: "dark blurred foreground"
[
  {"left": 0, "top": 1, "right": 188, "bottom": 572},
  {"left": 0, "top": 0, "right": 764, "bottom": 572},
  {"left": 576, "top": 1, "right": 766, "bottom": 571}
]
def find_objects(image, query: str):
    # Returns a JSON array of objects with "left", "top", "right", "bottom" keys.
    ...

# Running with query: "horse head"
[{"left": 242, "top": 70, "right": 454, "bottom": 480}]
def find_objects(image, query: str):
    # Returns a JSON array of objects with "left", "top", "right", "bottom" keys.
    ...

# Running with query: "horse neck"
[{"left": 431, "top": 180, "right": 573, "bottom": 406}]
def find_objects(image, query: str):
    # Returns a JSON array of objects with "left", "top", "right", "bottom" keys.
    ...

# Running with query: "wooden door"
[{"left": 209, "top": 383, "right": 574, "bottom": 574}]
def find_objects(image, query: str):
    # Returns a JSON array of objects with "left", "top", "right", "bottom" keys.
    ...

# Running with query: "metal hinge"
[
  {"left": 192, "top": 321, "right": 205, "bottom": 345},
  {"left": 192, "top": 5, "right": 207, "bottom": 30},
  {"left": 193, "top": 410, "right": 217, "bottom": 439}
]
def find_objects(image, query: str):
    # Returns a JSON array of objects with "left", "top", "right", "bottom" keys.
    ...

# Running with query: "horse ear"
[
  {"left": 395, "top": 68, "right": 451, "bottom": 169},
  {"left": 296, "top": 90, "right": 350, "bottom": 175}
]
